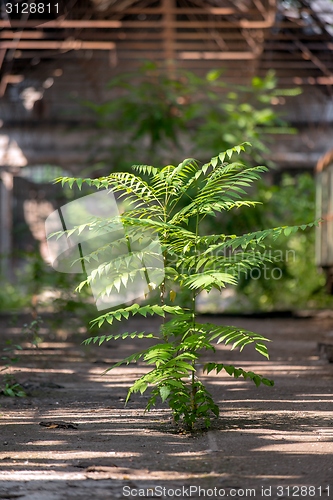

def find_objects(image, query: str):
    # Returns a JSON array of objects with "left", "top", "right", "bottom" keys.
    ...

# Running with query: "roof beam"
[
  {"left": 0, "top": 20, "right": 122, "bottom": 28},
  {"left": 4, "top": 30, "right": 329, "bottom": 47},
  {"left": 0, "top": 74, "right": 24, "bottom": 98},
  {"left": 0, "top": 18, "right": 284, "bottom": 29},
  {"left": 179, "top": 51, "right": 256, "bottom": 60},
  {"left": 0, "top": 40, "right": 116, "bottom": 50},
  {"left": 0, "top": 31, "right": 45, "bottom": 39},
  {"left": 0, "top": 49, "right": 6, "bottom": 70},
  {"left": 105, "top": 7, "right": 237, "bottom": 14}
]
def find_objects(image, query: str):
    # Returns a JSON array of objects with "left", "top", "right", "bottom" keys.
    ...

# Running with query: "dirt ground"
[{"left": 0, "top": 311, "right": 333, "bottom": 500}]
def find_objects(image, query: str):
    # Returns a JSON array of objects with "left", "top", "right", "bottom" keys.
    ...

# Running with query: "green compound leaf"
[
  {"left": 89, "top": 304, "right": 185, "bottom": 328},
  {"left": 83, "top": 331, "right": 159, "bottom": 346},
  {"left": 203, "top": 363, "right": 274, "bottom": 387}
]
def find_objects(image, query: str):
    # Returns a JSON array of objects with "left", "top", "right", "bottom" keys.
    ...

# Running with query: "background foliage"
[{"left": 85, "top": 62, "right": 301, "bottom": 169}]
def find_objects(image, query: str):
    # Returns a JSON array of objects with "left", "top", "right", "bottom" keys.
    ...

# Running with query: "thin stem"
[
  {"left": 190, "top": 182, "right": 200, "bottom": 413},
  {"left": 160, "top": 195, "right": 168, "bottom": 339}
]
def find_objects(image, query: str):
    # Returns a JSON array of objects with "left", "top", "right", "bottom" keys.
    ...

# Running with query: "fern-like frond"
[
  {"left": 199, "top": 323, "right": 271, "bottom": 358},
  {"left": 183, "top": 271, "right": 238, "bottom": 292},
  {"left": 201, "top": 164, "right": 267, "bottom": 200},
  {"left": 202, "top": 220, "right": 320, "bottom": 254},
  {"left": 169, "top": 163, "right": 266, "bottom": 225},
  {"left": 54, "top": 176, "right": 108, "bottom": 190},
  {"left": 122, "top": 205, "right": 164, "bottom": 220},
  {"left": 170, "top": 198, "right": 260, "bottom": 223},
  {"left": 203, "top": 363, "right": 274, "bottom": 387},
  {"left": 181, "top": 142, "right": 252, "bottom": 190},
  {"left": 83, "top": 331, "right": 159, "bottom": 346},
  {"left": 173, "top": 158, "right": 199, "bottom": 180},
  {"left": 179, "top": 250, "right": 272, "bottom": 274},
  {"left": 90, "top": 304, "right": 186, "bottom": 328},
  {"left": 105, "top": 172, "right": 163, "bottom": 209},
  {"left": 56, "top": 172, "right": 163, "bottom": 212},
  {"left": 131, "top": 164, "right": 161, "bottom": 176},
  {"left": 165, "top": 158, "right": 199, "bottom": 205}
]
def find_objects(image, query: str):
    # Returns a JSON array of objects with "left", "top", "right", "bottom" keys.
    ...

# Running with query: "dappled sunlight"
[
  {"left": 1, "top": 451, "right": 140, "bottom": 461},
  {"left": 252, "top": 443, "right": 333, "bottom": 454},
  {"left": 246, "top": 474, "right": 301, "bottom": 480},
  {"left": 217, "top": 398, "right": 333, "bottom": 404},
  {"left": 24, "top": 440, "right": 67, "bottom": 446},
  {"left": 15, "top": 367, "right": 75, "bottom": 374},
  {"left": 257, "top": 429, "right": 333, "bottom": 443},
  {"left": 81, "top": 381, "right": 137, "bottom": 388},
  {"left": 296, "top": 392, "right": 333, "bottom": 398},
  {"left": 203, "top": 361, "right": 324, "bottom": 372},
  {"left": 0, "top": 472, "right": 87, "bottom": 481},
  {"left": 1, "top": 315, "right": 333, "bottom": 495},
  {"left": 0, "top": 469, "right": 223, "bottom": 481}
]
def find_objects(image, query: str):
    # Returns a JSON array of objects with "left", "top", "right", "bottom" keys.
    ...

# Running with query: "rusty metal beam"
[
  {"left": 7, "top": 30, "right": 324, "bottom": 43},
  {"left": 0, "top": 20, "right": 122, "bottom": 28},
  {"left": 0, "top": 49, "right": 6, "bottom": 70},
  {"left": 0, "top": 74, "right": 24, "bottom": 97},
  {"left": 0, "top": 18, "right": 288, "bottom": 29},
  {"left": 0, "top": 40, "right": 116, "bottom": 50},
  {"left": 252, "top": 0, "right": 268, "bottom": 19},
  {"left": 0, "top": 31, "right": 45, "bottom": 39},
  {"left": 179, "top": 51, "right": 257, "bottom": 60},
  {"left": 105, "top": 7, "right": 236, "bottom": 14}
]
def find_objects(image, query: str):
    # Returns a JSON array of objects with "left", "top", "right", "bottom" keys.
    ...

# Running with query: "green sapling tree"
[{"left": 55, "top": 143, "right": 317, "bottom": 429}]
